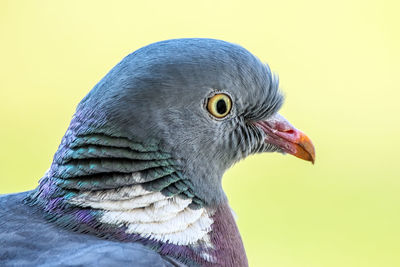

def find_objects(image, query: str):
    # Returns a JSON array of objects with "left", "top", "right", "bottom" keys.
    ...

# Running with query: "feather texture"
[{"left": 0, "top": 38, "right": 289, "bottom": 266}]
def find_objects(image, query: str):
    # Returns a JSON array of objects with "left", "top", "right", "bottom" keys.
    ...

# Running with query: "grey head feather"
[{"left": 71, "top": 38, "right": 283, "bottom": 206}]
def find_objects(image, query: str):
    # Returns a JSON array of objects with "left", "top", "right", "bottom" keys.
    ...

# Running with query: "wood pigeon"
[{"left": 0, "top": 38, "right": 315, "bottom": 266}]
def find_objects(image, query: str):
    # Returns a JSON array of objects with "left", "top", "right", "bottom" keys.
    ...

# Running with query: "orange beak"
[{"left": 254, "top": 114, "right": 316, "bottom": 164}]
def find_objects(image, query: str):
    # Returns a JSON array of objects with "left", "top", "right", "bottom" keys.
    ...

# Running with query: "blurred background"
[{"left": 1, "top": 1, "right": 399, "bottom": 266}]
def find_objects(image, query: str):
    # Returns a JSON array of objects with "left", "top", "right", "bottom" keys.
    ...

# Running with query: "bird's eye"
[{"left": 207, "top": 93, "right": 232, "bottom": 118}]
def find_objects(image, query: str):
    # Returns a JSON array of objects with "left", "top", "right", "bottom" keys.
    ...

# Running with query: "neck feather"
[{"left": 27, "top": 121, "right": 247, "bottom": 266}]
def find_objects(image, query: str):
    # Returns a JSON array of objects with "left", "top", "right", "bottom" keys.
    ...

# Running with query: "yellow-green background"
[{"left": 1, "top": 1, "right": 399, "bottom": 266}]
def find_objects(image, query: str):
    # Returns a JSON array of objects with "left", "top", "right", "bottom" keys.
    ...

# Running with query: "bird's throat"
[{"left": 26, "top": 122, "right": 246, "bottom": 266}]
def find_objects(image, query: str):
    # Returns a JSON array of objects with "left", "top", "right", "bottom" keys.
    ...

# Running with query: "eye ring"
[{"left": 206, "top": 93, "right": 232, "bottom": 118}]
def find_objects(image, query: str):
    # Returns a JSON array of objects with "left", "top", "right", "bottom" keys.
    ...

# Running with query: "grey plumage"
[
  {"left": 0, "top": 193, "right": 176, "bottom": 267},
  {"left": 74, "top": 38, "right": 282, "bottom": 205},
  {"left": 0, "top": 38, "right": 314, "bottom": 266}
]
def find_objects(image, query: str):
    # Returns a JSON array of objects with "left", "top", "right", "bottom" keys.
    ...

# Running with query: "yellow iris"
[{"left": 207, "top": 93, "right": 232, "bottom": 118}]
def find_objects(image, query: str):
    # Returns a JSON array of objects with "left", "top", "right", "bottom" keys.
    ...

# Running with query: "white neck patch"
[{"left": 68, "top": 184, "right": 214, "bottom": 247}]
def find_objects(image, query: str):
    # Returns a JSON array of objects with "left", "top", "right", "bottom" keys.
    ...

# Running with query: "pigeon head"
[
  {"left": 28, "top": 38, "right": 315, "bottom": 266},
  {"left": 74, "top": 38, "right": 314, "bottom": 206}
]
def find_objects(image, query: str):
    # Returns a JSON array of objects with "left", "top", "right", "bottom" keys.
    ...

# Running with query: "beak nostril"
[{"left": 255, "top": 115, "right": 315, "bottom": 163}]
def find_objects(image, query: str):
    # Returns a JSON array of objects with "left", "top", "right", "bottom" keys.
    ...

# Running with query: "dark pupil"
[{"left": 216, "top": 99, "right": 227, "bottom": 114}]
